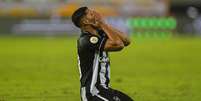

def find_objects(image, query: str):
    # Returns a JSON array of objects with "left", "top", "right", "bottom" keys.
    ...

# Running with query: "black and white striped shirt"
[{"left": 77, "top": 30, "right": 110, "bottom": 96}]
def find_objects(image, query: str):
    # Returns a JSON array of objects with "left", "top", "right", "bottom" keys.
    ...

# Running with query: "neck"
[{"left": 82, "top": 25, "right": 98, "bottom": 36}]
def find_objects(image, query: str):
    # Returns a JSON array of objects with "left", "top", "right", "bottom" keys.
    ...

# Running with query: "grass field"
[{"left": 0, "top": 36, "right": 201, "bottom": 101}]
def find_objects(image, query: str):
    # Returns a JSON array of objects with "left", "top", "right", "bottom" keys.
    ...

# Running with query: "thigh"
[
  {"left": 90, "top": 96, "right": 105, "bottom": 101},
  {"left": 84, "top": 87, "right": 134, "bottom": 101},
  {"left": 112, "top": 89, "right": 134, "bottom": 101},
  {"left": 97, "top": 87, "right": 134, "bottom": 101}
]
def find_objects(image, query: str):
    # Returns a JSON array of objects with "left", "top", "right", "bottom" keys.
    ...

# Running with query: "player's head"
[{"left": 72, "top": 7, "right": 98, "bottom": 28}]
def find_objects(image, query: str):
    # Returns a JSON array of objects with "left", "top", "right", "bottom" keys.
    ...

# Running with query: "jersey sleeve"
[{"left": 80, "top": 34, "right": 107, "bottom": 51}]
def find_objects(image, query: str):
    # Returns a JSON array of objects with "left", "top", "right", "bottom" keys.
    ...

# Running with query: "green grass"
[{"left": 0, "top": 36, "right": 201, "bottom": 101}]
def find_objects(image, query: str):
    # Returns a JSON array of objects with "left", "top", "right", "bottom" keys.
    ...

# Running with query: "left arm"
[
  {"left": 106, "top": 24, "right": 131, "bottom": 46},
  {"left": 93, "top": 11, "right": 131, "bottom": 46}
]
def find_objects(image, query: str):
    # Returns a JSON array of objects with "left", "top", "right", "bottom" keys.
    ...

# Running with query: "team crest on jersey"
[{"left": 90, "top": 36, "right": 98, "bottom": 44}]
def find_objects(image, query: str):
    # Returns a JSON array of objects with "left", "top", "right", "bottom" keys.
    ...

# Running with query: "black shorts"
[{"left": 81, "top": 86, "right": 134, "bottom": 101}]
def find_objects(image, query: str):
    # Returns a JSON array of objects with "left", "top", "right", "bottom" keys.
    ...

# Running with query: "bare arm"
[
  {"left": 100, "top": 23, "right": 124, "bottom": 51},
  {"left": 94, "top": 13, "right": 131, "bottom": 46},
  {"left": 107, "top": 24, "right": 131, "bottom": 46},
  {"left": 91, "top": 11, "right": 126, "bottom": 51}
]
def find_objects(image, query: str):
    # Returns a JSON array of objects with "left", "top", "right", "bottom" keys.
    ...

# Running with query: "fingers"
[{"left": 94, "top": 12, "right": 102, "bottom": 21}]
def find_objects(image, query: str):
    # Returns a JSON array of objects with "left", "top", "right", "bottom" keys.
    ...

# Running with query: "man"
[{"left": 72, "top": 7, "right": 134, "bottom": 101}]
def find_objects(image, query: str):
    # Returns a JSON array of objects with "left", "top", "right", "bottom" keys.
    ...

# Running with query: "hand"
[
  {"left": 92, "top": 12, "right": 104, "bottom": 28},
  {"left": 95, "top": 13, "right": 104, "bottom": 24}
]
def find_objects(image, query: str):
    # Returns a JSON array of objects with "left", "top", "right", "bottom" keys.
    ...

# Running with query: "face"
[{"left": 81, "top": 9, "right": 98, "bottom": 26}]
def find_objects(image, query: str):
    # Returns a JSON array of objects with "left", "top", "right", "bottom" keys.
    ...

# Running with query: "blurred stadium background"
[{"left": 0, "top": 0, "right": 201, "bottom": 101}]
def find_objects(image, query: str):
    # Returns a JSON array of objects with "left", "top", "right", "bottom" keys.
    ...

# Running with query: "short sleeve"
[{"left": 80, "top": 34, "right": 107, "bottom": 51}]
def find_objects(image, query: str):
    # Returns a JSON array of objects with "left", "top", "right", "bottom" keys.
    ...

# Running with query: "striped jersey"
[{"left": 77, "top": 30, "right": 110, "bottom": 95}]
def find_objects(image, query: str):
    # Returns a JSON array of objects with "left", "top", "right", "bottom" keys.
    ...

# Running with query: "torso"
[{"left": 77, "top": 30, "right": 110, "bottom": 94}]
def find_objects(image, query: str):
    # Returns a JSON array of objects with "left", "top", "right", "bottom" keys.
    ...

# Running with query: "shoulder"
[
  {"left": 78, "top": 33, "right": 99, "bottom": 49},
  {"left": 80, "top": 32, "right": 100, "bottom": 44}
]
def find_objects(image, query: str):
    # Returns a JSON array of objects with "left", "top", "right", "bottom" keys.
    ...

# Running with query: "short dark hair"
[{"left": 71, "top": 7, "right": 88, "bottom": 28}]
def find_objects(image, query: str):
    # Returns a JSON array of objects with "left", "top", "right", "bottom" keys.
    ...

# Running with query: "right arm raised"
[{"left": 100, "top": 23, "right": 124, "bottom": 52}]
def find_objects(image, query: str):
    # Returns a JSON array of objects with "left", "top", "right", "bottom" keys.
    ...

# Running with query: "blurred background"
[
  {"left": 0, "top": 0, "right": 201, "bottom": 101},
  {"left": 0, "top": 0, "right": 201, "bottom": 36}
]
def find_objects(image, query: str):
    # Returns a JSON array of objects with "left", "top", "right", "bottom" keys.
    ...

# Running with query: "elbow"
[
  {"left": 117, "top": 46, "right": 124, "bottom": 51},
  {"left": 113, "top": 40, "right": 124, "bottom": 50},
  {"left": 125, "top": 41, "right": 131, "bottom": 46},
  {"left": 104, "top": 40, "right": 124, "bottom": 52},
  {"left": 124, "top": 38, "right": 131, "bottom": 46}
]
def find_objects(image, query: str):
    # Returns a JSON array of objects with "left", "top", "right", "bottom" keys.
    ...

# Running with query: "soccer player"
[{"left": 72, "top": 7, "right": 134, "bottom": 101}]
